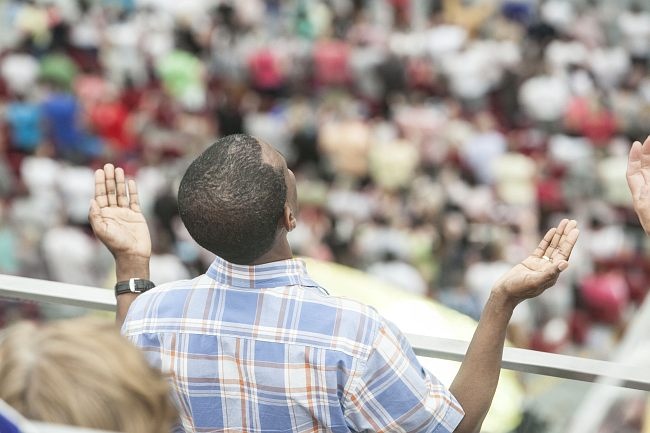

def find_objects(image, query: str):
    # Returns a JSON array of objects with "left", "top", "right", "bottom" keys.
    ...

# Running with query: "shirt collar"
[{"left": 206, "top": 255, "right": 327, "bottom": 293}]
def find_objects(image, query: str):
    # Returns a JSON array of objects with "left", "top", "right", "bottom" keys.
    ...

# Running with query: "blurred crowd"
[{"left": 1, "top": 0, "right": 650, "bottom": 359}]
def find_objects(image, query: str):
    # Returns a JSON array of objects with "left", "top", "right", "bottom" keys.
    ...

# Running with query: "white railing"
[{"left": 1, "top": 273, "right": 649, "bottom": 392}]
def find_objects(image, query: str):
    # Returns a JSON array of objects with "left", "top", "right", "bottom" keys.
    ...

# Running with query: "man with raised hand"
[{"left": 90, "top": 134, "right": 579, "bottom": 433}]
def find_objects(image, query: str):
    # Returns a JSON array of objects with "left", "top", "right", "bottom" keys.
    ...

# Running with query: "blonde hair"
[{"left": 0, "top": 317, "right": 176, "bottom": 433}]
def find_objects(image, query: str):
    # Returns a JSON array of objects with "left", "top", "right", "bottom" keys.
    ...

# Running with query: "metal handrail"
[{"left": 1, "top": 273, "right": 649, "bottom": 391}]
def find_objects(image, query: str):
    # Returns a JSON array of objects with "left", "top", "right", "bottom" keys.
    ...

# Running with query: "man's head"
[{"left": 178, "top": 134, "right": 297, "bottom": 264}]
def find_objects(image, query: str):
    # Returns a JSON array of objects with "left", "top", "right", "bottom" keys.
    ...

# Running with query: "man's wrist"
[
  {"left": 115, "top": 278, "right": 156, "bottom": 296},
  {"left": 487, "top": 287, "right": 519, "bottom": 314},
  {"left": 115, "top": 255, "right": 150, "bottom": 282}
]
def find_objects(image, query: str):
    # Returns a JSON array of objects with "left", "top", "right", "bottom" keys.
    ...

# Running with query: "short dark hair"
[{"left": 178, "top": 134, "right": 287, "bottom": 264}]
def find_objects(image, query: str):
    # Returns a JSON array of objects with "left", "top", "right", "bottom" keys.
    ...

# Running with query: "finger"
[
  {"left": 643, "top": 135, "right": 650, "bottom": 154},
  {"left": 88, "top": 199, "right": 104, "bottom": 232},
  {"left": 532, "top": 228, "right": 556, "bottom": 258},
  {"left": 115, "top": 167, "right": 128, "bottom": 208},
  {"left": 561, "top": 219, "right": 578, "bottom": 238},
  {"left": 127, "top": 179, "right": 141, "bottom": 212},
  {"left": 94, "top": 169, "right": 109, "bottom": 207},
  {"left": 552, "top": 227, "right": 580, "bottom": 262},
  {"left": 629, "top": 140, "right": 643, "bottom": 163},
  {"left": 556, "top": 219, "right": 578, "bottom": 253},
  {"left": 104, "top": 164, "right": 117, "bottom": 207},
  {"left": 628, "top": 141, "right": 643, "bottom": 186},
  {"left": 544, "top": 218, "right": 568, "bottom": 257},
  {"left": 640, "top": 138, "right": 650, "bottom": 184}
]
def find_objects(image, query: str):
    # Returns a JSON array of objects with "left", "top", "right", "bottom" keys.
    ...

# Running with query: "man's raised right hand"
[{"left": 89, "top": 164, "right": 151, "bottom": 262}]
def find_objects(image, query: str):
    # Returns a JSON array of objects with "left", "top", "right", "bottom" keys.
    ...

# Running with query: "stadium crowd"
[{"left": 0, "top": 0, "right": 649, "bottom": 360}]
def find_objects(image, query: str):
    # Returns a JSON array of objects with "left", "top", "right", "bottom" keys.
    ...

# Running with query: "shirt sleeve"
[{"left": 343, "top": 319, "right": 464, "bottom": 433}]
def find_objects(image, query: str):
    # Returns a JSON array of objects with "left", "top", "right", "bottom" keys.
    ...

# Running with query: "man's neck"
[{"left": 249, "top": 237, "right": 293, "bottom": 266}]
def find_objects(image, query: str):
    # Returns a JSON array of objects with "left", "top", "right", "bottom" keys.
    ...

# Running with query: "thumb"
[
  {"left": 88, "top": 199, "right": 102, "bottom": 229},
  {"left": 630, "top": 141, "right": 643, "bottom": 161},
  {"left": 557, "top": 260, "right": 569, "bottom": 272}
]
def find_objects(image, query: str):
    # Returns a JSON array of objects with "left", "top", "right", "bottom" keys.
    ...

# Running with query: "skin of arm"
[
  {"left": 113, "top": 255, "right": 150, "bottom": 327},
  {"left": 450, "top": 219, "right": 579, "bottom": 433},
  {"left": 89, "top": 164, "right": 152, "bottom": 327},
  {"left": 627, "top": 136, "right": 650, "bottom": 234}
]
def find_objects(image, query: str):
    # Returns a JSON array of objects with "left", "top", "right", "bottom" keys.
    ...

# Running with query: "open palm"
[
  {"left": 495, "top": 219, "right": 579, "bottom": 304},
  {"left": 627, "top": 136, "right": 650, "bottom": 234},
  {"left": 89, "top": 164, "right": 151, "bottom": 259}
]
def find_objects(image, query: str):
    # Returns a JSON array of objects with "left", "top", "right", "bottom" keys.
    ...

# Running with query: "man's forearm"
[
  {"left": 449, "top": 289, "right": 515, "bottom": 433},
  {"left": 115, "top": 255, "right": 150, "bottom": 327}
]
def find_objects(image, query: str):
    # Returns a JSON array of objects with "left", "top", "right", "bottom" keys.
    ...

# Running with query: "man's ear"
[{"left": 282, "top": 204, "right": 296, "bottom": 232}]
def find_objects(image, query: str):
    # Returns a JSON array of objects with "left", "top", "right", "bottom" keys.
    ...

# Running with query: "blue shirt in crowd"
[{"left": 6, "top": 102, "right": 41, "bottom": 152}]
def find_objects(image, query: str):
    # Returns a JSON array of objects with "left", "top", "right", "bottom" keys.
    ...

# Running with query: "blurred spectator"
[
  {"left": 0, "top": 318, "right": 176, "bottom": 433},
  {"left": 41, "top": 224, "right": 108, "bottom": 287},
  {"left": 459, "top": 112, "right": 507, "bottom": 184},
  {"left": 39, "top": 52, "right": 78, "bottom": 91},
  {"left": 156, "top": 44, "right": 206, "bottom": 111},
  {"left": 493, "top": 151, "right": 536, "bottom": 206},
  {"left": 580, "top": 268, "right": 630, "bottom": 325},
  {"left": 103, "top": 11, "right": 146, "bottom": 87},
  {"left": 618, "top": 3, "right": 650, "bottom": 62},
  {"left": 368, "top": 137, "right": 419, "bottom": 190},
  {"left": 519, "top": 72, "right": 571, "bottom": 123},
  {"left": 88, "top": 84, "right": 134, "bottom": 154},
  {"left": 313, "top": 39, "right": 350, "bottom": 87},
  {"left": 366, "top": 251, "right": 428, "bottom": 296},
  {"left": 5, "top": 93, "right": 42, "bottom": 154},
  {"left": 40, "top": 82, "right": 88, "bottom": 160},
  {"left": 0, "top": 49, "right": 39, "bottom": 96}
]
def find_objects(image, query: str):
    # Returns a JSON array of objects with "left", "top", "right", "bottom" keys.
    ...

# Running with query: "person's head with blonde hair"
[{"left": 0, "top": 317, "right": 176, "bottom": 433}]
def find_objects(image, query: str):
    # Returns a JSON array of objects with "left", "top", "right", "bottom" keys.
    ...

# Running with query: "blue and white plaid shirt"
[{"left": 122, "top": 256, "right": 464, "bottom": 433}]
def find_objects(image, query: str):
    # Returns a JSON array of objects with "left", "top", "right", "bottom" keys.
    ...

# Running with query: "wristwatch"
[{"left": 114, "top": 278, "right": 156, "bottom": 296}]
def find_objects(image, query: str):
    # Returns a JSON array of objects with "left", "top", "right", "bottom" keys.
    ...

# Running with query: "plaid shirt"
[{"left": 122, "top": 256, "right": 464, "bottom": 433}]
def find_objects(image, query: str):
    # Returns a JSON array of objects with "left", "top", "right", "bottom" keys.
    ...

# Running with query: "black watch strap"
[{"left": 115, "top": 278, "right": 156, "bottom": 296}]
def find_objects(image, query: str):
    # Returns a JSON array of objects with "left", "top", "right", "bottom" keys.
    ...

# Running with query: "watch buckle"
[{"left": 128, "top": 278, "right": 138, "bottom": 293}]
